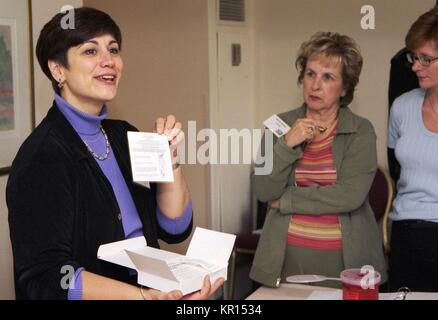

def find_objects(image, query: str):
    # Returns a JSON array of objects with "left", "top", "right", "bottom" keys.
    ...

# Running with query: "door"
[{"left": 217, "top": 31, "right": 253, "bottom": 234}]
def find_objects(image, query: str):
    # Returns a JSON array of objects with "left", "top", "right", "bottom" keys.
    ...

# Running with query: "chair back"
[
  {"left": 368, "top": 167, "right": 393, "bottom": 253},
  {"left": 227, "top": 200, "right": 267, "bottom": 299}
]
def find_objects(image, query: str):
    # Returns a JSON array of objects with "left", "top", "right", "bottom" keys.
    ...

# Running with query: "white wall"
[
  {"left": 0, "top": 0, "right": 83, "bottom": 300},
  {"left": 208, "top": 0, "right": 257, "bottom": 234},
  {"left": 253, "top": 0, "right": 434, "bottom": 169}
]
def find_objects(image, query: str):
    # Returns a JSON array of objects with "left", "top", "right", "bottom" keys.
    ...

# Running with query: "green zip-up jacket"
[{"left": 250, "top": 105, "right": 387, "bottom": 287}]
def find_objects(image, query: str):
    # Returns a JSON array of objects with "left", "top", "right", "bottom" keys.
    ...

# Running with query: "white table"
[
  {"left": 246, "top": 283, "right": 438, "bottom": 300},
  {"left": 246, "top": 283, "right": 336, "bottom": 300}
]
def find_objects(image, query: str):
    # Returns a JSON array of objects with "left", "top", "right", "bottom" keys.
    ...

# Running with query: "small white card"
[
  {"left": 127, "top": 132, "right": 174, "bottom": 183},
  {"left": 263, "top": 114, "right": 291, "bottom": 137}
]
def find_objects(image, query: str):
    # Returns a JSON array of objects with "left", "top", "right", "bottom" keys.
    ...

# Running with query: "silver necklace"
[{"left": 83, "top": 126, "right": 110, "bottom": 161}]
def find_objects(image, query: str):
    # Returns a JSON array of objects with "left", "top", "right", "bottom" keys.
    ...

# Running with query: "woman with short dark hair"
[{"left": 7, "top": 7, "right": 223, "bottom": 300}]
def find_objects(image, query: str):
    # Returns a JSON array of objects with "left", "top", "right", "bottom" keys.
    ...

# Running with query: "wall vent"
[{"left": 219, "top": 0, "right": 245, "bottom": 22}]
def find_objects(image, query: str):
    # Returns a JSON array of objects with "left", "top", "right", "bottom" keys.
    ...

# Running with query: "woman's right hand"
[
  {"left": 143, "top": 275, "right": 224, "bottom": 300},
  {"left": 143, "top": 288, "right": 183, "bottom": 300},
  {"left": 283, "top": 118, "right": 317, "bottom": 148}
]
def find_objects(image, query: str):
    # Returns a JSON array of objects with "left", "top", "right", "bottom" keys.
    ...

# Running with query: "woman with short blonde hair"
[{"left": 250, "top": 31, "right": 386, "bottom": 288}]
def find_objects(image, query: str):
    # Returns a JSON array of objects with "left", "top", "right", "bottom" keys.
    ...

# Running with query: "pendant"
[{"left": 316, "top": 126, "right": 328, "bottom": 133}]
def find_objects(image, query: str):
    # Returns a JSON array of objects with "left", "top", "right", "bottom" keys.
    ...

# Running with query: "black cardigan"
[{"left": 6, "top": 104, "right": 193, "bottom": 299}]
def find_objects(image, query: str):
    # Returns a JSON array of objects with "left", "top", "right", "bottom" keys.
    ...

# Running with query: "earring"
[{"left": 57, "top": 79, "right": 63, "bottom": 89}]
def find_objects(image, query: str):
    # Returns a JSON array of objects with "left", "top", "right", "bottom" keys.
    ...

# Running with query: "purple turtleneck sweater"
[{"left": 54, "top": 95, "right": 192, "bottom": 300}]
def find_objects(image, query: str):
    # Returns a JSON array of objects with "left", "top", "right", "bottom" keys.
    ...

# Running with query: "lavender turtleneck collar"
[{"left": 54, "top": 94, "right": 107, "bottom": 135}]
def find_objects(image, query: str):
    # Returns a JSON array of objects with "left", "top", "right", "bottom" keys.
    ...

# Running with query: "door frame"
[{"left": 207, "top": 0, "right": 254, "bottom": 232}]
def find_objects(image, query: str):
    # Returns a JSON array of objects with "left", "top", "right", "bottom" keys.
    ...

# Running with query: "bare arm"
[
  {"left": 82, "top": 271, "right": 150, "bottom": 300},
  {"left": 154, "top": 115, "right": 190, "bottom": 219},
  {"left": 157, "top": 166, "right": 190, "bottom": 218},
  {"left": 81, "top": 271, "right": 223, "bottom": 300}
]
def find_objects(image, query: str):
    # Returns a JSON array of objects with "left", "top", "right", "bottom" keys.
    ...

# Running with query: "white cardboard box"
[{"left": 97, "top": 227, "right": 236, "bottom": 295}]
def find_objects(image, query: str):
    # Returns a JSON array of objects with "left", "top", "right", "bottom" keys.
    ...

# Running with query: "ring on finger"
[{"left": 306, "top": 127, "right": 314, "bottom": 134}]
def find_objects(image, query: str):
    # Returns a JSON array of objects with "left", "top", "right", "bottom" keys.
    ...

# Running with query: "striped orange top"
[{"left": 287, "top": 122, "right": 342, "bottom": 250}]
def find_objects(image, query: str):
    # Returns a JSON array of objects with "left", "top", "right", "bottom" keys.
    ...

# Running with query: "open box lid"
[
  {"left": 186, "top": 227, "right": 236, "bottom": 266},
  {"left": 97, "top": 227, "right": 236, "bottom": 282},
  {"left": 97, "top": 236, "right": 147, "bottom": 269}
]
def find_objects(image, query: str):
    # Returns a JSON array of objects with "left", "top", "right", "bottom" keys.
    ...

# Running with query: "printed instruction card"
[{"left": 127, "top": 131, "right": 174, "bottom": 183}]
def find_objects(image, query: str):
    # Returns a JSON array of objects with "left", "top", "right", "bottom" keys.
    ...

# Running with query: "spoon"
[{"left": 286, "top": 274, "right": 342, "bottom": 284}]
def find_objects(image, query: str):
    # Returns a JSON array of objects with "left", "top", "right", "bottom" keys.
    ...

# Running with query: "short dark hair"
[{"left": 36, "top": 7, "right": 122, "bottom": 93}]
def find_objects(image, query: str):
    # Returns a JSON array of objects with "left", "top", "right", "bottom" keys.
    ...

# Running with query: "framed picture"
[{"left": 0, "top": 0, "right": 33, "bottom": 175}]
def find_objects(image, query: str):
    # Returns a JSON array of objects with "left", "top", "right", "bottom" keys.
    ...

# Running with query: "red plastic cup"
[{"left": 340, "top": 268, "right": 381, "bottom": 300}]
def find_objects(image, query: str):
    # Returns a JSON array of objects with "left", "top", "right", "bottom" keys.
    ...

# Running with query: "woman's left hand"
[
  {"left": 268, "top": 199, "right": 280, "bottom": 209},
  {"left": 154, "top": 114, "right": 185, "bottom": 164},
  {"left": 182, "top": 275, "right": 224, "bottom": 300}
]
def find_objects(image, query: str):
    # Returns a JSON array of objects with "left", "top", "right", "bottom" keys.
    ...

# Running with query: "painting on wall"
[
  {"left": 0, "top": 25, "right": 14, "bottom": 132},
  {"left": 0, "top": 0, "right": 33, "bottom": 174}
]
